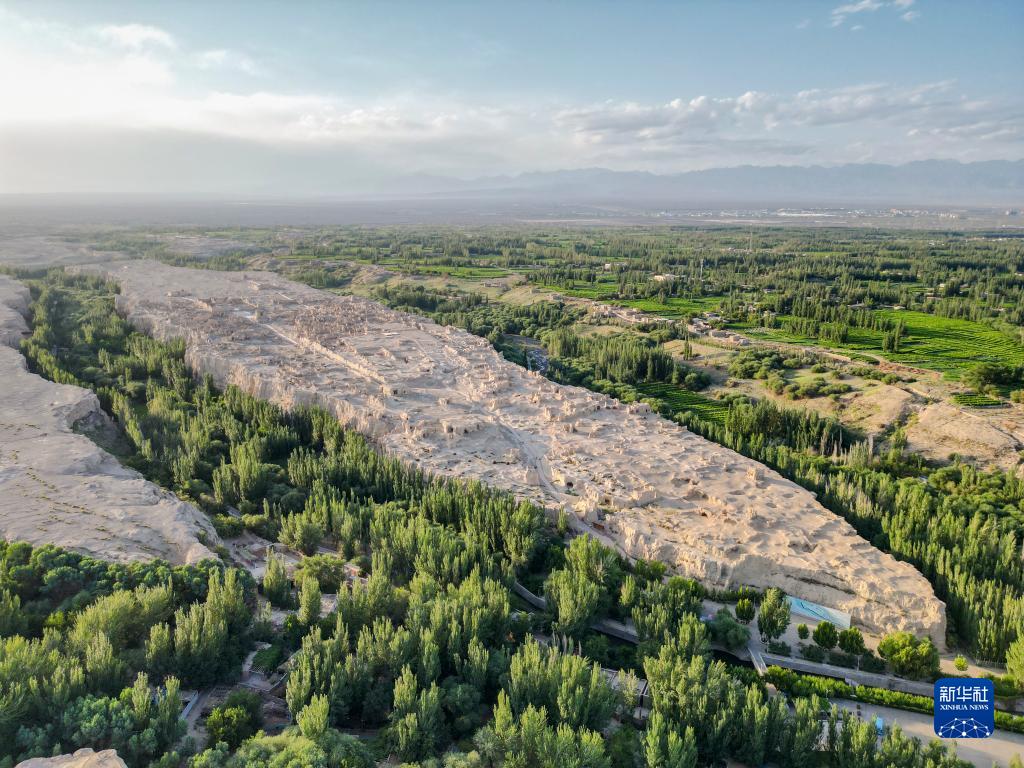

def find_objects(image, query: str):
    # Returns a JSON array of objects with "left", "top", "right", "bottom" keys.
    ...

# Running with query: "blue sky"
[{"left": 0, "top": 0, "right": 1021, "bottom": 194}]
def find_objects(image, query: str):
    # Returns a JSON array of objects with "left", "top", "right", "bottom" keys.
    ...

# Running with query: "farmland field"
[
  {"left": 637, "top": 382, "right": 731, "bottom": 424},
  {"left": 540, "top": 278, "right": 620, "bottom": 300},
  {"left": 952, "top": 392, "right": 1004, "bottom": 407},
  {"left": 734, "top": 310, "right": 1024, "bottom": 377},
  {"left": 617, "top": 296, "right": 722, "bottom": 318}
]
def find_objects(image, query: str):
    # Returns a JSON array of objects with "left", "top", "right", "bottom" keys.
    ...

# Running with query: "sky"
[{"left": 0, "top": 0, "right": 1021, "bottom": 196}]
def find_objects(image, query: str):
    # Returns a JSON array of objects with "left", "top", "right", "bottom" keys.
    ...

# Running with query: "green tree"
[
  {"left": 262, "top": 550, "right": 290, "bottom": 607},
  {"left": 544, "top": 568, "right": 600, "bottom": 638},
  {"left": 507, "top": 638, "right": 617, "bottom": 732},
  {"left": 756, "top": 588, "right": 790, "bottom": 643},
  {"left": 812, "top": 622, "right": 838, "bottom": 651},
  {"left": 734, "top": 598, "right": 755, "bottom": 624},
  {"left": 644, "top": 710, "right": 696, "bottom": 768},
  {"left": 298, "top": 694, "right": 330, "bottom": 742},
  {"left": 837, "top": 627, "right": 865, "bottom": 656},
  {"left": 280, "top": 512, "right": 325, "bottom": 555},
  {"left": 877, "top": 632, "right": 940, "bottom": 681},
  {"left": 145, "top": 622, "right": 173, "bottom": 679},
  {"left": 298, "top": 576, "right": 322, "bottom": 627},
  {"left": 1007, "top": 637, "right": 1024, "bottom": 686}
]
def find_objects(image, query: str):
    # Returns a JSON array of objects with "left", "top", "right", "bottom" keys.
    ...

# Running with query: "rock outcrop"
[
  {"left": 88, "top": 261, "right": 946, "bottom": 639},
  {"left": 0, "top": 275, "right": 220, "bottom": 565}
]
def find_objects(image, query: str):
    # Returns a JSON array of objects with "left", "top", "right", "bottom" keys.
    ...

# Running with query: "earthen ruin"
[{"left": 84, "top": 262, "right": 946, "bottom": 638}]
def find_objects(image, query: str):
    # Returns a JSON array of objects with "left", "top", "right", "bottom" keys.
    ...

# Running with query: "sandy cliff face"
[
  {"left": 89, "top": 261, "right": 946, "bottom": 640},
  {"left": 0, "top": 276, "right": 30, "bottom": 346},
  {"left": 16, "top": 749, "right": 127, "bottom": 768},
  {"left": 0, "top": 275, "right": 220, "bottom": 565}
]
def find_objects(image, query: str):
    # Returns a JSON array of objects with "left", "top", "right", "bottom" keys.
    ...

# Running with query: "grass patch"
[{"left": 251, "top": 644, "right": 284, "bottom": 674}]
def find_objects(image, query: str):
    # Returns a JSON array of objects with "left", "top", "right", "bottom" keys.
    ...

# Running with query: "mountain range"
[{"left": 397, "top": 160, "right": 1024, "bottom": 207}]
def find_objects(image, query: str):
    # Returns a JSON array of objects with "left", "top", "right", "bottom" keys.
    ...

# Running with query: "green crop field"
[
  {"left": 617, "top": 296, "right": 722, "bottom": 318},
  {"left": 408, "top": 264, "right": 512, "bottom": 278},
  {"left": 637, "top": 383, "right": 731, "bottom": 424},
  {"left": 539, "top": 278, "right": 620, "bottom": 300},
  {"left": 875, "top": 310, "right": 1024, "bottom": 373},
  {"left": 734, "top": 309, "right": 1024, "bottom": 377},
  {"left": 952, "top": 392, "right": 1004, "bottom": 407}
]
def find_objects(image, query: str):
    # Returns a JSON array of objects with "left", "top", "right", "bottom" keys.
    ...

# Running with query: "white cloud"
[
  {"left": 830, "top": 0, "right": 919, "bottom": 27},
  {"left": 831, "top": 0, "right": 883, "bottom": 27},
  {"left": 195, "top": 49, "right": 260, "bottom": 75},
  {"left": 0, "top": 4, "right": 1017, "bottom": 187},
  {"left": 96, "top": 23, "right": 175, "bottom": 50},
  {"left": 834, "top": 0, "right": 884, "bottom": 14}
]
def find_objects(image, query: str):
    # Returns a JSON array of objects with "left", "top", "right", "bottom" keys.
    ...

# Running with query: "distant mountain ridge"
[{"left": 401, "top": 159, "right": 1024, "bottom": 207}]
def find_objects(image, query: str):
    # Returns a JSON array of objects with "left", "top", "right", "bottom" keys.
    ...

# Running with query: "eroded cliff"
[{"left": 0, "top": 275, "right": 220, "bottom": 565}]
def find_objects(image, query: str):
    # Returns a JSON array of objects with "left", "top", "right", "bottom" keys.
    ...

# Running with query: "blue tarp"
[{"left": 787, "top": 596, "right": 852, "bottom": 629}]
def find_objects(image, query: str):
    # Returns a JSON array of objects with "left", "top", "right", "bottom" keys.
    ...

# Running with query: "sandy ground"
[
  {"left": 0, "top": 232, "right": 122, "bottom": 268},
  {"left": 16, "top": 749, "right": 128, "bottom": 768},
  {"left": 84, "top": 260, "right": 947, "bottom": 639},
  {"left": 905, "top": 401, "right": 1024, "bottom": 470}
]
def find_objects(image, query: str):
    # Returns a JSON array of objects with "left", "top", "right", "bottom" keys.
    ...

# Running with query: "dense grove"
[
  {"left": 5, "top": 270, "right": 996, "bottom": 766},
  {"left": 0, "top": 540, "right": 253, "bottom": 767}
]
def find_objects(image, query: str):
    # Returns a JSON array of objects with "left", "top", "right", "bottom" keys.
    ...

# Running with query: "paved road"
[{"left": 834, "top": 699, "right": 1024, "bottom": 768}]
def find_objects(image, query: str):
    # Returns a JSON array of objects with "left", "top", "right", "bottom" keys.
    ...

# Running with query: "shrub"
[
  {"left": 953, "top": 655, "right": 968, "bottom": 673},
  {"left": 828, "top": 650, "right": 856, "bottom": 669},
  {"left": 293, "top": 554, "right": 347, "bottom": 592},
  {"left": 765, "top": 667, "right": 1024, "bottom": 736},
  {"left": 767, "top": 640, "right": 791, "bottom": 656},
  {"left": 797, "top": 623, "right": 809, "bottom": 640},
  {"left": 991, "top": 673, "right": 1024, "bottom": 698},
  {"left": 708, "top": 607, "right": 751, "bottom": 650},
  {"left": 859, "top": 651, "right": 886, "bottom": 673},
  {"left": 206, "top": 690, "right": 263, "bottom": 749},
  {"left": 212, "top": 514, "right": 244, "bottom": 538},
  {"left": 800, "top": 644, "right": 825, "bottom": 663}
]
